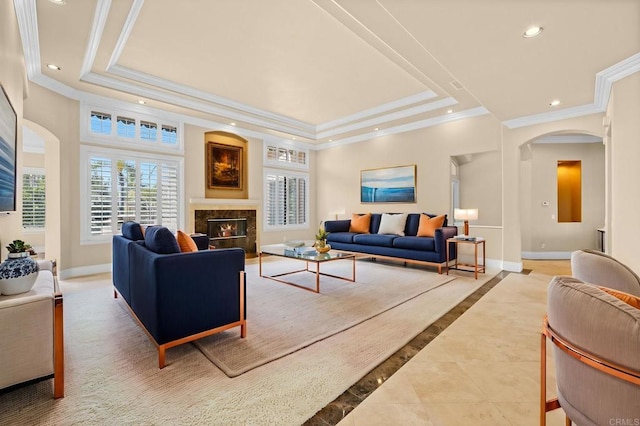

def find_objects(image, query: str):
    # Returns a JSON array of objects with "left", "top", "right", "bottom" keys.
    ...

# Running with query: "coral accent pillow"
[
  {"left": 176, "top": 230, "right": 199, "bottom": 253},
  {"left": 377, "top": 213, "right": 408, "bottom": 236},
  {"left": 349, "top": 213, "right": 371, "bottom": 234},
  {"left": 417, "top": 214, "right": 445, "bottom": 237},
  {"left": 598, "top": 286, "right": 640, "bottom": 310}
]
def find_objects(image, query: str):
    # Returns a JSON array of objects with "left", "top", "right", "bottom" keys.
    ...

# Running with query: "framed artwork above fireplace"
[{"left": 206, "top": 142, "right": 243, "bottom": 190}]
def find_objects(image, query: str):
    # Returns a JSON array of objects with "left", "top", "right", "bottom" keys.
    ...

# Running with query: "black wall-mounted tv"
[{"left": 0, "top": 83, "right": 17, "bottom": 212}]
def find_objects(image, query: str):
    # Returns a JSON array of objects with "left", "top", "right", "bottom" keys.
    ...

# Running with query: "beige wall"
[
  {"left": 458, "top": 150, "right": 502, "bottom": 226},
  {"left": 0, "top": 0, "right": 26, "bottom": 259},
  {"left": 608, "top": 72, "right": 640, "bottom": 273},
  {"left": 316, "top": 114, "right": 504, "bottom": 261},
  {"left": 521, "top": 143, "right": 604, "bottom": 255},
  {"left": 501, "top": 114, "right": 604, "bottom": 268},
  {"left": 184, "top": 124, "right": 318, "bottom": 246},
  {"left": 23, "top": 85, "right": 109, "bottom": 276}
]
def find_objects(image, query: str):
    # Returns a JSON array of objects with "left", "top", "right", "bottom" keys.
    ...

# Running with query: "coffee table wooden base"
[{"left": 259, "top": 253, "right": 356, "bottom": 293}]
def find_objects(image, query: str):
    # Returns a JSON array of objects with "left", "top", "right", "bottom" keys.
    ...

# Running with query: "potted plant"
[
  {"left": 6, "top": 239, "right": 30, "bottom": 258},
  {"left": 0, "top": 239, "right": 38, "bottom": 295},
  {"left": 314, "top": 223, "right": 331, "bottom": 253}
]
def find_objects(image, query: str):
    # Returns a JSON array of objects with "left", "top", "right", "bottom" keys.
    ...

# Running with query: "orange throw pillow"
[
  {"left": 176, "top": 230, "right": 199, "bottom": 253},
  {"left": 598, "top": 286, "right": 640, "bottom": 310},
  {"left": 417, "top": 214, "right": 445, "bottom": 237},
  {"left": 349, "top": 213, "right": 371, "bottom": 234}
]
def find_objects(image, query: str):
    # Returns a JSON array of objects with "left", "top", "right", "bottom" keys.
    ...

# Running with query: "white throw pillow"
[{"left": 377, "top": 213, "right": 408, "bottom": 236}]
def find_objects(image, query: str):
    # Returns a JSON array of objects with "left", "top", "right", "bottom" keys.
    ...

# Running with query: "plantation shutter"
[
  {"left": 116, "top": 160, "right": 137, "bottom": 230},
  {"left": 264, "top": 171, "right": 307, "bottom": 228},
  {"left": 90, "top": 157, "right": 113, "bottom": 235},
  {"left": 22, "top": 173, "right": 46, "bottom": 229},
  {"left": 139, "top": 162, "right": 158, "bottom": 226},
  {"left": 160, "top": 163, "right": 179, "bottom": 232}
]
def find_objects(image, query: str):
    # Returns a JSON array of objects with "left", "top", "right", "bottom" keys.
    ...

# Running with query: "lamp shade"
[{"left": 454, "top": 208, "right": 478, "bottom": 221}]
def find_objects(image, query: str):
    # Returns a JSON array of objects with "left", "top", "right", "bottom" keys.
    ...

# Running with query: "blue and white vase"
[{"left": 0, "top": 252, "right": 38, "bottom": 295}]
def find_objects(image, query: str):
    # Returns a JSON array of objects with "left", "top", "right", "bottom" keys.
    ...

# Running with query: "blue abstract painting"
[
  {"left": 361, "top": 165, "right": 416, "bottom": 203},
  {"left": 0, "top": 85, "right": 16, "bottom": 212}
]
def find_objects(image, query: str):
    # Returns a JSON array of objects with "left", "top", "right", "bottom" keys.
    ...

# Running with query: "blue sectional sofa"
[
  {"left": 324, "top": 213, "right": 458, "bottom": 273},
  {"left": 112, "top": 222, "right": 246, "bottom": 368}
]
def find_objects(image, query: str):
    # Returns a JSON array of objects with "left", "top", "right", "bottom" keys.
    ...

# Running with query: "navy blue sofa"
[
  {"left": 324, "top": 213, "right": 457, "bottom": 273},
  {"left": 112, "top": 223, "right": 246, "bottom": 368}
]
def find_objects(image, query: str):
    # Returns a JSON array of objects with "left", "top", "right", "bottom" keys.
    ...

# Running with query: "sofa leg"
[
  {"left": 113, "top": 288, "right": 118, "bottom": 298},
  {"left": 241, "top": 322, "right": 247, "bottom": 338},
  {"left": 437, "top": 265, "right": 442, "bottom": 274},
  {"left": 158, "top": 346, "right": 166, "bottom": 369}
]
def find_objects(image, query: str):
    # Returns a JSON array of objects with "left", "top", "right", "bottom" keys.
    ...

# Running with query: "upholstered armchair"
[
  {"left": 571, "top": 249, "right": 640, "bottom": 297},
  {"left": 0, "top": 260, "right": 63, "bottom": 398},
  {"left": 540, "top": 276, "right": 640, "bottom": 425}
]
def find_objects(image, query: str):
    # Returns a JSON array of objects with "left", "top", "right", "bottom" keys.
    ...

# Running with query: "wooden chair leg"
[
  {"left": 158, "top": 346, "right": 166, "bottom": 369},
  {"left": 565, "top": 416, "right": 571, "bottom": 426}
]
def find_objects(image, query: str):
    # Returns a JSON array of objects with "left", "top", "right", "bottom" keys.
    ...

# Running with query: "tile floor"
[{"left": 312, "top": 260, "right": 572, "bottom": 425}]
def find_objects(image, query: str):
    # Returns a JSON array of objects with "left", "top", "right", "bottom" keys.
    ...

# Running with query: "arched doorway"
[
  {"left": 519, "top": 131, "right": 604, "bottom": 259},
  {"left": 22, "top": 120, "right": 62, "bottom": 266}
]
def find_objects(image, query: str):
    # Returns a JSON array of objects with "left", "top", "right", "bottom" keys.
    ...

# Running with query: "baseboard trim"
[
  {"left": 521, "top": 251, "right": 572, "bottom": 260},
  {"left": 59, "top": 263, "right": 111, "bottom": 280},
  {"left": 500, "top": 260, "right": 523, "bottom": 272}
]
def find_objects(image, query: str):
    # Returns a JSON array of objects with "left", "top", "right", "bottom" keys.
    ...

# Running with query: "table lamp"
[{"left": 454, "top": 208, "right": 478, "bottom": 236}]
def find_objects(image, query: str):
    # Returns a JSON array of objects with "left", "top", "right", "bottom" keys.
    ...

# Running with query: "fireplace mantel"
[{"left": 189, "top": 198, "right": 260, "bottom": 208}]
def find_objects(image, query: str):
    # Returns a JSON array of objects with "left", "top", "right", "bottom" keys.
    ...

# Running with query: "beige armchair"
[
  {"left": 0, "top": 260, "right": 63, "bottom": 398},
  {"left": 571, "top": 249, "right": 640, "bottom": 296},
  {"left": 541, "top": 276, "right": 640, "bottom": 426}
]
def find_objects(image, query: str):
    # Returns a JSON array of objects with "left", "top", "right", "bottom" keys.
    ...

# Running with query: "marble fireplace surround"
[{"left": 190, "top": 199, "right": 260, "bottom": 257}]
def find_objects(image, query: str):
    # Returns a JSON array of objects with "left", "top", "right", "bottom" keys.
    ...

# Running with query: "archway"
[
  {"left": 519, "top": 130, "right": 604, "bottom": 259},
  {"left": 22, "top": 119, "right": 62, "bottom": 266}
]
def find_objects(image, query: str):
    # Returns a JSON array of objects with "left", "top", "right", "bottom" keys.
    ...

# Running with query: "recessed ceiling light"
[
  {"left": 328, "top": 139, "right": 333, "bottom": 142},
  {"left": 49, "top": 0, "right": 66, "bottom": 4},
  {"left": 137, "top": 100, "right": 146, "bottom": 105},
  {"left": 230, "top": 122, "right": 236, "bottom": 126},
  {"left": 46, "top": 63, "right": 61, "bottom": 71},
  {"left": 549, "top": 99, "right": 561, "bottom": 107},
  {"left": 523, "top": 26, "right": 543, "bottom": 38},
  {"left": 374, "top": 128, "right": 379, "bottom": 131},
  {"left": 447, "top": 109, "right": 453, "bottom": 114},
  {"left": 292, "top": 137, "right": 296, "bottom": 140}
]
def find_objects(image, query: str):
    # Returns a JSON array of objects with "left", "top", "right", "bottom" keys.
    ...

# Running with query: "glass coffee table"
[{"left": 259, "top": 244, "right": 356, "bottom": 293}]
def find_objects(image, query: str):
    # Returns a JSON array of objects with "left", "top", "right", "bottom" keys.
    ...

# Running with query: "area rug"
[
  {"left": 193, "top": 259, "right": 456, "bottom": 377},
  {"left": 0, "top": 263, "right": 497, "bottom": 425}
]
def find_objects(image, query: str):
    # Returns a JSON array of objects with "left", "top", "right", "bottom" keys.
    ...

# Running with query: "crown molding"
[
  {"left": 13, "top": 0, "right": 40, "bottom": 80},
  {"left": 317, "top": 106, "right": 489, "bottom": 150},
  {"left": 80, "top": 0, "right": 111, "bottom": 76},
  {"left": 534, "top": 135, "right": 602, "bottom": 144},
  {"left": 316, "top": 90, "right": 436, "bottom": 131},
  {"left": 317, "top": 96, "right": 457, "bottom": 139},
  {"left": 106, "top": 65, "right": 316, "bottom": 134},
  {"left": 503, "top": 52, "right": 640, "bottom": 129},
  {"left": 106, "top": 0, "right": 142, "bottom": 70}
]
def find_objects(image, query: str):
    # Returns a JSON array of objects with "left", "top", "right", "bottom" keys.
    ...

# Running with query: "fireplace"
[
  {"left": 208, "top": 218, "right": 247, "bottom": 240},
  {"left": 194, "top": 209, "right": 257, "bottom": 257}
]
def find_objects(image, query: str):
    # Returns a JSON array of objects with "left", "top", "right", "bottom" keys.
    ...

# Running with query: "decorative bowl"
[{"left": 317, "top": 245, "right": 331, "bottom": 253}]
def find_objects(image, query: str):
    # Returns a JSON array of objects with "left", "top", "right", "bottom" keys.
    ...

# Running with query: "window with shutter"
[
  {"left": 264, "top": 169, "right": 308, "bottom": 230},
  {"left": 81, "top": 147, "right": 182, "bottom": 242},
  {"left": 22, "top": 170, "right": 46, "bottom": 230}
]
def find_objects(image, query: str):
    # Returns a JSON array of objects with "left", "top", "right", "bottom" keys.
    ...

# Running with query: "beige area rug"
[
  {"left": 194, "top": 259, "right": 456, "bottom": 377},
  {"left": 0, "top": 261, "right": 496, "bottom": 425}
]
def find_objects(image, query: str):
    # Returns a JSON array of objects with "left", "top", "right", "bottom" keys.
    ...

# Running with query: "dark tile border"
[{"left": 303, "top": 270, "right": 512, "bottom": 425}]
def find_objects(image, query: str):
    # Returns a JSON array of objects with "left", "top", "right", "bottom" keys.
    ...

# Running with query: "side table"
[{"left": 446, "top": 237, "right": 486, "bottom": 279}]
